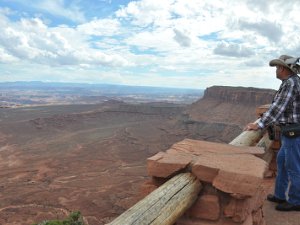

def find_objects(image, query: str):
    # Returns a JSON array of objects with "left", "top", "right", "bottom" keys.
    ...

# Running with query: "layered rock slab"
[
  {"left": 148, "top": 138, "right": 267, "bottom": 196},
  {"left": 145, "top": 138, "right": 268, "bottom": 225},
  {"left": 168, "top": 138, "right": 265, "bottom": 156}
]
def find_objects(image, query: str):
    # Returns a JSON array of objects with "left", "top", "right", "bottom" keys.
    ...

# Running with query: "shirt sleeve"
[{"left": 257, "top": 80, "right": 294, "bottom": 128}]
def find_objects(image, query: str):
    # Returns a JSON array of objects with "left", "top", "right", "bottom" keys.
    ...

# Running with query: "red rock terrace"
[{"left": 107, "top": 104, "right": 280, "bottom": 225}]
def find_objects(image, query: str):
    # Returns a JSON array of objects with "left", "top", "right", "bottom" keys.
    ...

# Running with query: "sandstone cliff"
[
  {"left": 183, "top": 86, "right": 276, "bottom": 143},
  {"left": 203, "top": 86, "right": 275, "bottom": 106}
]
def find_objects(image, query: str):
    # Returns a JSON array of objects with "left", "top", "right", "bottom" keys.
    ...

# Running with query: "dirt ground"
[
  {"left": 0, "top": 103, "right": 190, "bottom": 224},
  {"left": 0, "top": 99, "right": 255, "bottom": 225},
  {"left": 263, "top": 178, "right": 300, "bottom": 225}
]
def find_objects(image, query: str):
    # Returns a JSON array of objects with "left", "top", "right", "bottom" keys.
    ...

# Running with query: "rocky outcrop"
[
  {"left": 202, "top": 86, "right": 275, "bottom": 106},
  {"left": 143, "top": 138, "right": 268, "bottom": 225},
  {"left": 185, "top": 86, "right": 276, "bottom": 132}
]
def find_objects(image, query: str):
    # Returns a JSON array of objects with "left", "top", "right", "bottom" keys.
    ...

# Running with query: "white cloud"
[
  {"left": 116, "top": 0, "right": 173, "bottom": 27},
  {"left": 1, "top": 0, "right": 300, "bottom": 89},
  {"left": 0, "top": 15, "right": 130, "bottom": 67},
  {"left": 124, "top": 28, "right": 179, "bottom": 53},
  {"left": 10, "top": 0, "right": 86, "bottom": 23},
  {"left": 77, "top": 19, "right": 121, "bottom": 36}
]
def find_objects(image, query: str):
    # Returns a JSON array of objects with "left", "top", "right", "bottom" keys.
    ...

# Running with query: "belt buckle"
[{"left": 289, "top": 131, "right": 295, "bottom": 136}]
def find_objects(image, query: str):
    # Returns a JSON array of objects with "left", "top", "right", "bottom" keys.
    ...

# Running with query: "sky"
[{"left": 0, "top": 0, "right": 300, "bottom": 90}]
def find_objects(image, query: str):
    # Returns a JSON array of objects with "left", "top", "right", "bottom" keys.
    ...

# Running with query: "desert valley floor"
[
  {"left": 0, "top": 86, "right": 276, "bottom": 225},
  {"left": 0, "top": 101, "right": 199, "bottom": 224}
]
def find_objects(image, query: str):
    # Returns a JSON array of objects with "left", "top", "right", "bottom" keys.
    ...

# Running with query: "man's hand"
[{"left": 244, "top": 123, "right": 260, "bottom": 131}]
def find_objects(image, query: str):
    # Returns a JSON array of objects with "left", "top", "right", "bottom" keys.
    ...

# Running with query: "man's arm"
[{"left": 245, "top": 80, "right": 293, "bottom": 131}]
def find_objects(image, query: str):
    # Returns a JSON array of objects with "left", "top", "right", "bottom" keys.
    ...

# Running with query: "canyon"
[{"left": 0, "top": 86, "right": 275, "bottom": 225}]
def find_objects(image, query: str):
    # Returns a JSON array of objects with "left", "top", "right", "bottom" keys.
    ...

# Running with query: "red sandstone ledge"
[{"left": 147, "top": 138, "right": 267, "bottom": 197}]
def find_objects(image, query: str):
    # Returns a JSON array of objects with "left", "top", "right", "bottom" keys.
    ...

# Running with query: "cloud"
[
  {"left": 238, "top": 19, "right": 283, "bottom": 42},
  {"left": 246, "top": 0, "right": 297, "bottom": 17},
  {"left": 42, "top": 0, "right": 86, "bottom": 23},
  {"left": 0, "top": 47, "right": 18, "bottom": 63},
  {"left": 214, "top": 42, "right": 255, "bottom": 58},
  {"left": 125, "top": 29, "right": 178, "bottom": 53},
  {"left": 1, "top": 0, "right": 300, "bottom": 89},
  {"left": 116, "top": 0, "right": 173, "bottom": 27},
  {"left": 173, "top": 28, "right": 191, "bottom": 47},
  {"left": 6, "top": 0, "right": 86, "bottom": 23},
  {"left": 0, "top": 15, "right": 130, "bottom": 67},
  {"left": 245, "top": 0, "right": 270, "bottom": 13},
  {"left": 244, "top": 59, "right": 265, "bottom": 67},
  {"left": 77, "top": 18, "right": 121, "bottom": 36}
]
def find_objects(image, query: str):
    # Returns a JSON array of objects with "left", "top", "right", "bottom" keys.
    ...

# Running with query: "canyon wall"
[
  {"left": 202, "top": 86, "right": 275, "bottom": 106},
  {"left": 183, "top": 86, "right": 276, "bottom": 143}
]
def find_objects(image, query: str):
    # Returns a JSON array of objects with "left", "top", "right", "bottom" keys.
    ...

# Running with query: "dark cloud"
[
  {"left": 214, "top": 42, "right": 254, "bottom": 57},
  {"left": 238, "top": 19, "right": 283, "bottom": 42},
  {"left": 173, "top": 29, "right": 191, "bottom": 47}
]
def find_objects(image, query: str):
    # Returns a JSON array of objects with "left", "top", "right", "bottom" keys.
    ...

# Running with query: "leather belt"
[{"left": 278, "top": 123, "right": 300, "bottom": 127}]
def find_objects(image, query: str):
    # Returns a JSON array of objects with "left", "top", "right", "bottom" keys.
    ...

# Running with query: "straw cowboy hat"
[{"left": 269, "top": 55, "right": 300, "bottom": 74}]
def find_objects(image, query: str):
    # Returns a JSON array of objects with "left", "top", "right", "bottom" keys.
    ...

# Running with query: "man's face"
[{"left": 276, "top": 65, "right": 284, "bottom": 80}]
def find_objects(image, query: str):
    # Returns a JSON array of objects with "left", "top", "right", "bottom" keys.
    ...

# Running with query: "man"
[{"left": 246, "top": 55, "right": 300, "bottom": 211}]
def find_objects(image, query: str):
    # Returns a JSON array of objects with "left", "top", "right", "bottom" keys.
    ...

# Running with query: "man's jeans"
[{"left": 275, "top": 135, "right": 300, "bottom": 205}]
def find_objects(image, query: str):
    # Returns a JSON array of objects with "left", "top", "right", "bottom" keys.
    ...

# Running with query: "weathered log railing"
[
  {"left": 107, "top": 121, "right": 272, "bottom": 225},
  {"left": 108, "top": 173, "right": 201, "bottom": 225}
]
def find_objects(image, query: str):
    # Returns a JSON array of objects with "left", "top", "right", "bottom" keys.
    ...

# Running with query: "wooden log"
[
  {"left": 107, "top": 173, "right": 202, "bottom": 225},
  {"left": 229, "top": 129, "right": 263, "bottom": 146},
  {"left": 256, "top": 133, "right": 272, "bottom": 150},
  {"left": 229, "top": 119, "right": 264, "bottom": 146},
  {"left": 256, "top": 134, "right": 274, "bottom": 164},
  {"left": 150, "top": 177, "right": 200, "bottom": 225},
  {"left": 229, "top": 120, "right": 273, "bottom": 164}
]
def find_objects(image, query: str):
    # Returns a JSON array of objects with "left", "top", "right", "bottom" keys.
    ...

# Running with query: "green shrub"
[{"left": 32, "top": 211, "right": 85, "bottom": 225}]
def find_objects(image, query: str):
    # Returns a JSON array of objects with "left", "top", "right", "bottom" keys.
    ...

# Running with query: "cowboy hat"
[{"left": 269, "top": 55, "right": 300, "bottom": 74}]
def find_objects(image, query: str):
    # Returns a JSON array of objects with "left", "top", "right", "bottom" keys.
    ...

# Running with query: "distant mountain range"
[
  {"left": 0, "top": 81, "right": 204, "bottom": 106},
  {"left": 0, "top": 81, "right": 203, "bottom": 95}
]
